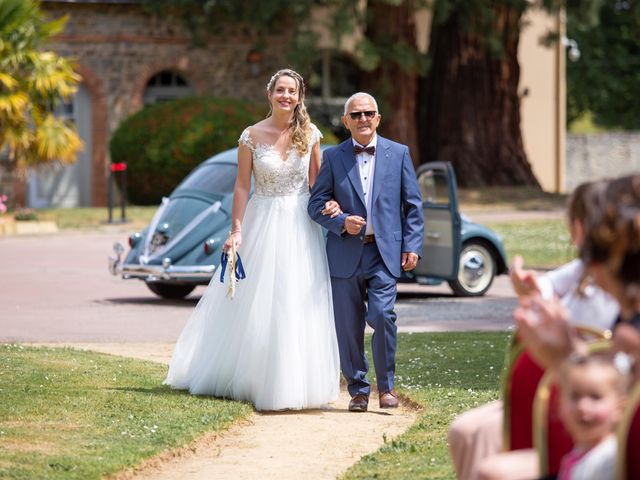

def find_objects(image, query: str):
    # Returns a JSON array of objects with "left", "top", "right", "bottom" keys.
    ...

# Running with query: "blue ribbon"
[{"left": 219, "top": 252, "right": 246, "bottom": 283}]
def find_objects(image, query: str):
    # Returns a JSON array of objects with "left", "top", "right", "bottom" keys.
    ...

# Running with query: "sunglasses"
[{"left": 348, "top": 111, "right": 377, "bottom": 120}]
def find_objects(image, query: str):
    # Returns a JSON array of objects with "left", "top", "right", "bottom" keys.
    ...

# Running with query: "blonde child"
[{"left": 556, "top": 351, "right": 629, "bottom": 480}]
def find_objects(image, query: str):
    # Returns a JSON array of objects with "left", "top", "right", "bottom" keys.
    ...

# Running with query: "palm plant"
[{"left": 0, "top": 0, "right": 82, "bottom": 175}]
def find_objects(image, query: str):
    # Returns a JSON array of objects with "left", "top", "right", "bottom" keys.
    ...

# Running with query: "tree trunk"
[
  {"left": 362, "top": 0, "right": 420, "bottom": 165},
  {"left": 419, "top": 3, "right": 540, "bottom": 187}
]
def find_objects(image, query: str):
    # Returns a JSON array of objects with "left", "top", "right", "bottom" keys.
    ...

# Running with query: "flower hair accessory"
[{"left": 219, "top": 241, "right": 246, "bottom": 299}]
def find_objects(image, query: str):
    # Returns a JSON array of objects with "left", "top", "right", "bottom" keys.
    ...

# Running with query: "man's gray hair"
[{"left": 343, "top": 92, "right": 379, "bottom": 115}]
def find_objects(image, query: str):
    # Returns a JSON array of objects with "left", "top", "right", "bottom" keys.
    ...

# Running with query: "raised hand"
[
  {"left": 510, "top": 255, "right": 540, "bottom": 297},
  {"left": 513, "top": 295, "right": 582, "bottom": 369}
]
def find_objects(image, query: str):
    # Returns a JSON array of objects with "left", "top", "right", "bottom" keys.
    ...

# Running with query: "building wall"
[
  {"left": 566, "top": 133, "right": 640, "bottom": 191},
  {"left": 40, "top": 2, "right": 292, "bottom": 206},
  {"left": 518, "top": 8, "right": 565, "bottom": 193}
]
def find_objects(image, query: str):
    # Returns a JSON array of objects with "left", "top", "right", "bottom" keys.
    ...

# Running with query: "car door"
[{"left": 412, "top": 162, "right": 461, "bottom": 281}]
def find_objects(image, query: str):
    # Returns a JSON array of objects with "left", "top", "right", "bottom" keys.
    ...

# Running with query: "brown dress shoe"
[
  {"left": 348, "top": 394, "right": 369, "bottom": 412},
  {"left": 379, "top": 390, "right": 399, "bottom": 408}
]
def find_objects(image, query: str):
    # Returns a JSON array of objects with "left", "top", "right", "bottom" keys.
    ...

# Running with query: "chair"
[
  {"left": 616, "top": 381, "right": 640, "bottom": 480},
  {"left": 533, "top": 339, "right": 611, "bottom": 477},
  {"left": 501, "top": 337, "right": 546, "bottom": 451}
]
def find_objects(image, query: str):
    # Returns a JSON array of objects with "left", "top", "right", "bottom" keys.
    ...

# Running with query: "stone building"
[
  {"left": 16, "top": 1, "right": 571, "bottom": 208},
  {"left": 23, "top": 0, "right": 291, "bottom": 207}
]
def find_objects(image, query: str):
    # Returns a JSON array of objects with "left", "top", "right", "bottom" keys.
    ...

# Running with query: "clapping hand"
[
  {"left": 510, "top": 255, "right": 540, "bottom": 297},
  {"left": 513, "top": 294, "right": 582, "bottom": 369},
  {"left": 321, "top": 199, "right": 343, "bottom": 218}
]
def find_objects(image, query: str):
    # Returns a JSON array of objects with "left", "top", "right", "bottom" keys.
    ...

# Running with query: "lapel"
[
  {"left": 339, "top": 139, "right": 366, "bottom": 207},
  {"left": 371, "top": 136, "right": 391, "bottom": 207}
]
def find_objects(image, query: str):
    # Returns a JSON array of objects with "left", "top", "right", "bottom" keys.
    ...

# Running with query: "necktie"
[{"left": 354, "top": 145, "right": 375, "bottom": 156}]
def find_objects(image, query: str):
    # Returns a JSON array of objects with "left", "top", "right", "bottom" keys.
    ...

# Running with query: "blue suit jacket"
[{"left": 308, "top": 136, "right": 424, "bottom": 278}]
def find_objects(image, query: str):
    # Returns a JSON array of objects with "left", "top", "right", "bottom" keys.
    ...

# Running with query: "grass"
[
  {"left": 485, "top": 219, "right": 576, "bottom": 269},
  {"left": 36, "top": 206, "right": 156, "bottom": 230},
  {"left": 458, "top": 186, "right": 567, "bottom": 212},
  {"left": 343, "top": 331, "right": 511, "bottom": 480},
  {"left": 0, "top": 344, "right": 252, "bottom": 480}
]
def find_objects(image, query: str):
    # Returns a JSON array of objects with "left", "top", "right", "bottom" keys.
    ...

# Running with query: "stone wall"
[
  {"left": 566, "top": 132, "right": 640, "bottom": 192},
  {"left": 39, "top": 2, "right": 293, "bottom": 205}
]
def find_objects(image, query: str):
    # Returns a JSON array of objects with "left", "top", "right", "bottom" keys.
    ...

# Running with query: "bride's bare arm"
[
  {"left": 224, "top": 143, "right": 253, "bottom": 252},
  {"left": 309, "top": 142, "right": 342, "bottom": 218},
  {"left": 308, "top": 141, "right": 321, "bottom": 188}
]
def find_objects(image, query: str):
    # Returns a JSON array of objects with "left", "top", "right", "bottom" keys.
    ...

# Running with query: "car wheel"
[
  {"left": 145, "top": 282, "right": 196, "bottom": 299},
  {"left": 447, "top": 241, "right": 496, "bottom": 297}
]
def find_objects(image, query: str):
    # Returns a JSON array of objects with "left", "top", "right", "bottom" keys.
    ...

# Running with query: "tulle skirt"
[{"left": 164, "top": 192, "right": 340, "bottom": 411}]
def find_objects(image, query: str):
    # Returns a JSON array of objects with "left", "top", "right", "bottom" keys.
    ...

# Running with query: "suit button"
[{"left": 359, "top": 236, "right": 363, "bottom": 240}]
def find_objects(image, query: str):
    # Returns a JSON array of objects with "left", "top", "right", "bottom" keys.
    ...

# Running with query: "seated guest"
[
  {"left": 477, "top": 174, "right": 640, "bottom": 479},
  {"left": 555, "top": 351, "right": 629, "bottom": 480},
  {"left": 448, "top": 181, "right": 618, "bottom": 480}
]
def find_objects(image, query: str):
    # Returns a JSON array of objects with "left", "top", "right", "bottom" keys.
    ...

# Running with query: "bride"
[{"left": 164, "top": 69, "right": 341, "bottom": 411}]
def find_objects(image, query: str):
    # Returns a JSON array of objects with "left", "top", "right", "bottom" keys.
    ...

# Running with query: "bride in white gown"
[{"left": 164, "top": 69, "right": 340, "bottom": 411}]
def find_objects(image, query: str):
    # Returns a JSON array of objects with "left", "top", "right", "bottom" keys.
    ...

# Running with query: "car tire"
[
  {"left": 145, "top": 282, "right": 196, "bottom": 299},
  {"left": 447, "top": 240, "right": 496, "bottom": 297}
]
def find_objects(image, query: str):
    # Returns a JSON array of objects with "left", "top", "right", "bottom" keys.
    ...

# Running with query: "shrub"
[
  {"left": 110, "top": 97, "right": 267, "bottom": 205},
  {"left": 110, "top": 96, "right": 339, "bottom": 205}
]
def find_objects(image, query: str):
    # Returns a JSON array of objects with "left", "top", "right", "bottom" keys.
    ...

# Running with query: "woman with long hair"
[{"left": 164, "top": 69, "right": 340, "bottom": 411}]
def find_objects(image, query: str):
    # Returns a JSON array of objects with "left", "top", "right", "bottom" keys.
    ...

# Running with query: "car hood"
[{"left": 138, "top": 193, "right": 228, "bottom": 264}]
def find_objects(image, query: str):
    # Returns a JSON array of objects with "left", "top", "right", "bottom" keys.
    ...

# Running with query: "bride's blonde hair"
[{"left": 266, "top": 69, "right": 311, "bottom": 155}]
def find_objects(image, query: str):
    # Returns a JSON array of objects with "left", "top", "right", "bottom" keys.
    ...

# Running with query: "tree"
[
  {"left": 0, "top": 0, "right": 82, "bottom": 174},
  {"left": 149, "top": 0, "right": 603, "bottom": 187},
  {"left": 567, "top": 0, "right": 640, "bottom": 129},
  {"left": 418, "top": 0, "right": 538, "bottom": 187}
]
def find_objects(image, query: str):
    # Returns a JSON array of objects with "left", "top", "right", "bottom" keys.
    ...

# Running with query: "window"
[{"left": 143, "top": 70, "right": 194, "bottom": 105}]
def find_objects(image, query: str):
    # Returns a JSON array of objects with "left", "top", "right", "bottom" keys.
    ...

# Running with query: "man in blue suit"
[{"left": 308, "top": 92, "right": 424, "bottom": 412}]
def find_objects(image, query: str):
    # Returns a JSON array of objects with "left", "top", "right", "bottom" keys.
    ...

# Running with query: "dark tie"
[{"left": 353, "top": 145, "right": 375, "bottom": 156}]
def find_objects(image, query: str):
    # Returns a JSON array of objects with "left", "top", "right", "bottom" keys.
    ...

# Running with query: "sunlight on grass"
[
  {"left": 486, "top": 219, "right": 575, "bottom": 269},
  {"left": 37, "top": 206, "right": 156, "bottom": 230},
  {"left": 0, "top": 345, "right": 252, "bottom": 479},
  {"left": 343, "top": 331, "right": 511, "bottom": 479}
]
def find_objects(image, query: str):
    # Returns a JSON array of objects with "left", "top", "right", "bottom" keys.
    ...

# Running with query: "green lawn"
[
  {"left": 37, "top": 206, "right": 156, "bottom": 230},
  {"left": 1, "top": 334, "right": 511, "bottom": 479},
  {"left": 0, "top": 345, "right": 252, "bottom": 480},
  {"left": 343, "top": 331, "right": 511, "bottom": 480},
  {"left": 486, "top": 219, "right": 576, "bottom": 269}
]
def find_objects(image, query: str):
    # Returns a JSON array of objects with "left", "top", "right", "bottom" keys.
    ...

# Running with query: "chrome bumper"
[{"left": 109, "top": 243, "right": 215, "bottom": 282}]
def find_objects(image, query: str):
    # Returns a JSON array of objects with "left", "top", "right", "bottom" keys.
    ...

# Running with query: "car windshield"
[{"left": 178, "top": 163, "right": 237, "bottom": 195}]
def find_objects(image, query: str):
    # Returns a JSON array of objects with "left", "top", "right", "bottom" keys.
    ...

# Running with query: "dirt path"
[{"left": 35, "top": 342, "right": 418, "bottom": 480}]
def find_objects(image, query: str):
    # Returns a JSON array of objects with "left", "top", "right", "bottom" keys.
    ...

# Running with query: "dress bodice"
[{"left": 238, "top": 124, "right": 321, "bottom": 196}]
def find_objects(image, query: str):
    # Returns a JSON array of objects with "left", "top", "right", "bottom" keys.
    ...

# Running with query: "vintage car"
[{"left": 109, "top": 149, "right": 508, "bottom": 299}]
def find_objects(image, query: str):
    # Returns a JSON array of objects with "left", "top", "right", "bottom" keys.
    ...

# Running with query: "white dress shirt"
[{"left": 352, "top": 136, "right": 377, "bottom": 236}]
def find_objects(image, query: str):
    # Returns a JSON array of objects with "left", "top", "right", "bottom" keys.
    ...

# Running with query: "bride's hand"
[
  {"left": 321, "top": 199, "right": 342, "bottom": 218},
  {"left": 223, "top": 231, "right": 242, "bottom": 253}
]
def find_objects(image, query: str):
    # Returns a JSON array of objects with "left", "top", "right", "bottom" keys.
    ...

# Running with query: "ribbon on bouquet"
[{"left": 219, "top": 241, "right": 246, "bottom": 299}]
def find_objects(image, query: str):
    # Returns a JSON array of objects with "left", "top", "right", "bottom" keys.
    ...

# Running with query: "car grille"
[{"left": 149, "top": 231, "right": 169, "bottom": 254}]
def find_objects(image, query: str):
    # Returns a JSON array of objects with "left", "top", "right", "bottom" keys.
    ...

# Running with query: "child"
[{"left": 556, "top": 351, "right": 629, "bottom": 480}]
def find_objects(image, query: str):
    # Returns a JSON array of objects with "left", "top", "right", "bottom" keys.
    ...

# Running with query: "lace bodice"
[{"left": 238, "top": 124, "right": 322, "bottom": 196}]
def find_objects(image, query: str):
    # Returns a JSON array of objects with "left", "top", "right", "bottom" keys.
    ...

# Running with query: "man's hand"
[
  {"left": 510, "top": 255, "right": 540, "bottom": 297},
  {"left": 401, "top": 252, "right": 419, "bottom": 271},
  {"left": 321, "top": 199, "right": 342, "bottom": 218},
  {"left": 344, "top": 215, "right": 366, "bottom": 235}
]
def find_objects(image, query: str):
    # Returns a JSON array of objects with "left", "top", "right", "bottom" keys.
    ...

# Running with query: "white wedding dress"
[{"left": 164, "top": 124, "right": 340, "bottom": 411}]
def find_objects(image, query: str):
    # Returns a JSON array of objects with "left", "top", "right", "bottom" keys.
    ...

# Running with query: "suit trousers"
[{"left": 330, "top": 242, "right": 398, "bottom": 397}]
